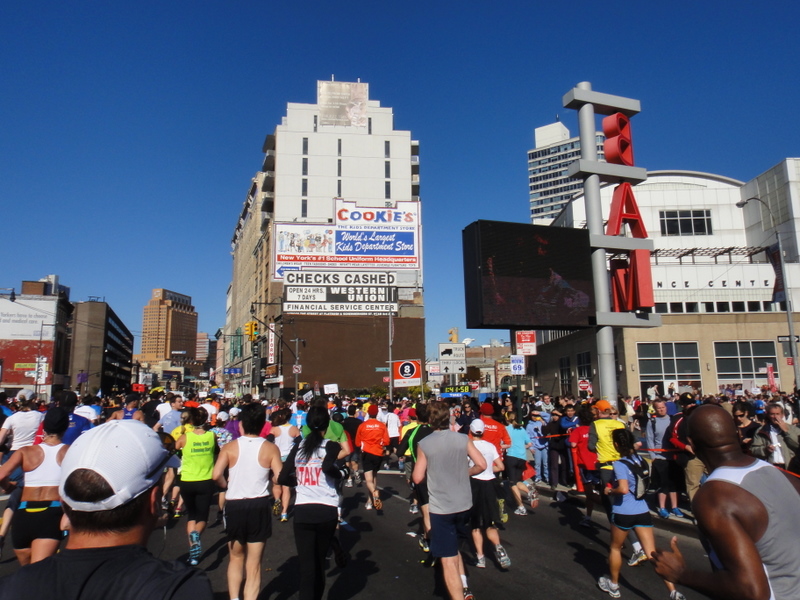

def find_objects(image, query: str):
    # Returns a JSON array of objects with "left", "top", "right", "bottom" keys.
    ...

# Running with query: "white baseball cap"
[
  {"left": 469, "top": 419, "right": 485, "bottom": 434},
  {"left": 60, "top": 420, "right": 169, "bottom": 512}
]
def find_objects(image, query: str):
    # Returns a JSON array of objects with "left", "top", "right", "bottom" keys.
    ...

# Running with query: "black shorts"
[
  {"left": 430, "top": 510, "right": 470, "bottom": 558},
  {"left": 579, "top": 466, "right": 601, "bottom": 486},
  {"left": 180, "top": 479, "right": 215, "bottom": 523},
  {"left": 362, "top": 452, "right": 383, "bottom": 475},
  {"left": 414, "top": 479, "right": 430, "bottom": 506},
  {"left": 611, "top": 511, "right": 653, "bottom": 530},
  {"left": 505, "top": 456, "right": 527, "bottom": 484},
  {"left": 225, "top": 496, "right": 272, "bottom": 544},
  {"left": 469, "top": 478, "right": 501, "bottom": 529},
  {"left": 12, "top": 501, "right": 63, "bottom": 550}
]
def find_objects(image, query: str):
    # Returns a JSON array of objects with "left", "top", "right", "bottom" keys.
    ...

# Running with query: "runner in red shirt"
[
  {"left": 568, "top": 405, "right": 601, "bottom": 528},
  {"left": 478, "top": 402, "right": 511, "bottom": 455},
  {"left": 355, "top": 405, "right": 389, "bottom": 510}
]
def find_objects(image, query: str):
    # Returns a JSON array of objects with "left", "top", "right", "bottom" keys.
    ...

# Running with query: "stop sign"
[
  {"left": 469, "top": 381, "right": 479, "bottom": 390},
  {"left": 578, "top": 379, "right": 592, "bottom": 392}
]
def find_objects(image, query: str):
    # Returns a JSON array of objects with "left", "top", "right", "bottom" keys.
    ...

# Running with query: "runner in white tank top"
[{"left": 213, "top": 404, "right": 282, "bottom": 600}]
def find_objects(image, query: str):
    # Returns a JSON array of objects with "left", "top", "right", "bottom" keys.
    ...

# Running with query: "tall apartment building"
[
  {"left": 69, "top": 299, "right": 133, "bottom": 395},
  {"left": 136, "top": 289, "right": 198, "bottom": 363},
  {"left": 528, "top": 121, "right": 604, "bottom": 224},
  {"left": 227, "top": 80, "right": 424, "bottom": 397}
]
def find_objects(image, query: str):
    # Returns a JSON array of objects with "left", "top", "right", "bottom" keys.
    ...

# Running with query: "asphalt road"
[{"left": 0, "top": 473, "right": 712, "bottom": 599}]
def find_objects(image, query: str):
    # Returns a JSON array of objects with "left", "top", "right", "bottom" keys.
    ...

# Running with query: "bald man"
[{"left": 651, "top": 404, "right": 800, "bottom": 600}]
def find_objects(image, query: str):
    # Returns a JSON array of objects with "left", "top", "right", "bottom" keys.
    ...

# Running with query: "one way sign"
[{"left": 438, "top": 343, "right": 467, "bottom": 375}]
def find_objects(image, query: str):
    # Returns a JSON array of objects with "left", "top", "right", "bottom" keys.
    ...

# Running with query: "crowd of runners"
[{"left": 0, "top": 385, "right": 798, "bottom": 599}]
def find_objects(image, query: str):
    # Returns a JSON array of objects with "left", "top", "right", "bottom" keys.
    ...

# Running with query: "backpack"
[{"left": 620, "top": 456, "right": 650, "bottom": 500}]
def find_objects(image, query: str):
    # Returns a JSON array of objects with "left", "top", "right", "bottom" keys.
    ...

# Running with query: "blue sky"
[{"left": 2, "top": 1, "right": 799, "bottom": 358}]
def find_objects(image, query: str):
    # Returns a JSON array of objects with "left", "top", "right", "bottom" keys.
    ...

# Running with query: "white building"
[
  {"left": 226, "top": 81, "right": 424, "bottom": 397},
  {"left": 532, "top": 159, "right": 800, "bottom": 399},
  {"left": 528, "top": 121, "right": 604, "bottom": 225}
]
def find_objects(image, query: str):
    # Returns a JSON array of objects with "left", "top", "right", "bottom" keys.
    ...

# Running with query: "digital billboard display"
[{"left": 463, "top": 220, "right": 595, "bottom": 329}]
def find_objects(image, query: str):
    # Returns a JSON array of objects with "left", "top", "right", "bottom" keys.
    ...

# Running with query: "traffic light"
[
  {"left": 448, "top": 327, "right": 459, "bottom": 343},
  {"left": 252, "top": 323, "right": 260, "bottom": 338},
  {"left": 244, "top": 322, "right": 254, "bottom": 338}
]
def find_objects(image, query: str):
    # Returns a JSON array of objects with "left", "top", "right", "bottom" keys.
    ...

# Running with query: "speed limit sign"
[{"left": 392, "top": 359, "right": 421, "bottom": 387}]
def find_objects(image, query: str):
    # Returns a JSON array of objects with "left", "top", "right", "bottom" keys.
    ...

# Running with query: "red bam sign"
[{"left": 602, "top": 113, "right": 654, "bottom": 312}]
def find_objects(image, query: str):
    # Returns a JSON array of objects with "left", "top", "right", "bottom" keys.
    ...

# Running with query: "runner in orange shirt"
[{"left": 355, "top": 405, "right": 389, "bottom": 510}]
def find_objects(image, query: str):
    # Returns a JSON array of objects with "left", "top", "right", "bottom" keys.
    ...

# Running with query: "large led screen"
[{"left": 463, "top": 220, "right": 595, "bottom": 329}]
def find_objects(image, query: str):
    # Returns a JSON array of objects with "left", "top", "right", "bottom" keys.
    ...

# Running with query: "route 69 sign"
[{"left": 392, "top": 359, "right": 422, "bottom": 387}]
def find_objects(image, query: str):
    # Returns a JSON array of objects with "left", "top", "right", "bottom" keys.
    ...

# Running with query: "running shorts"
[
  {"left": 12, "top": 501, "right": 63, "bottom": 550},
  {"left": 611, "top": 511, "right": 653, "bottom": 530},
  {"left": 429, "top": 510, "right": 470, "bottom": 558},
  {"left": 225, "top": 496, "right": 273, "bottom": 544},
  {"left": 180, "top": 479, "right": 215, "bottom": 523},
  {"left": 505, "top": 456, "right": 526, "bottom": 484},
  {"left": 579, "top": 466, "right": 601, "bottom": 486},
  {"left": 362, "top": 452, "right": 383, "bottom": 475}
]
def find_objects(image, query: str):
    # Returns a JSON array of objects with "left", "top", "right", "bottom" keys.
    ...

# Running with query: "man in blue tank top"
[{"left": 652, "top": 404, "right": 800, "bottom": 600}]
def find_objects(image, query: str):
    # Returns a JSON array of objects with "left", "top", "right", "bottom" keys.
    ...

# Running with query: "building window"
[
  {"left": 747, "top": 301, "right": 762, "bottom": 312},
  {"left": 715, "top": 341, "right": 779, "bottom": 381},
  {"left": 313, "top": 116, "right": 317, "bottom": 132},
  {"left": 337, "top": 180, "right": 341, "bottom": 197},
  {"left": 638, "top": 342, "right": 701, "bottom": 381},
  {"left": 669, "top": 302, "right": 684, "bottom": 313},
  {"left": 703, "top": 302, "right": 715, "bottom": 312},
  {"left": 385, "top": 160, "right": 391, "bottom": 178},
  {"left": 337, "top": 159, "right": 342, "bottom": 177},
  {"left": 686, "top": 302, "right": 699, "bottom": 313},
  {"left": 301, "top": 199, "right": 307, "bottom": 218},
  {"left": 337, "top": 139, "right": 342, "bottom": 156},
  {"left": 368, "top": 118, "right": 372, "bottom": 134},
  {"left": 301, "top": 179, "right": 308, "bottom": 196},
  {"left": 655, "top": 303, "right": 668, "bottom": 313},
  {"left": 559, "top": 356, "right": 572, "bottom": 394},
  {"left": 659, "top": 210, "right": 712, "bottom": 236},
  {"left": 385, "top": 181, "right": 391, "bottom": 199},
  {"left": 302, "top": 157, "right": 308, "bottom": 176},
  {"left": 576, "top": 351, "right": 591, "bottom": 380},
  {"left": 384, "top": 140, "right": 390, "bottom": 158},
  {"left": 302, "top": 137, "right": 308, "bottom": 155}
]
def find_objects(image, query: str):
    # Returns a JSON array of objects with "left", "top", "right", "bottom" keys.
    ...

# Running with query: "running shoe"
[
  {"left": 671, "top": 508, "right": 686, "bottom": 518},
  {"left": 354, "top": 472, "right": 362, "bottom": 484},
  {"left": 372, "top": 494, "right": 383, "bottom": 511},
  {"left": 189, "top": 531, "right": 202, "bottom": 564},
  {"left": 365, "top": 501, "right": 373, "bottom": 511},
  {"left": 579, "top": 515, "right": 593, "bottom": 528},
  {"left": 475, "top": 555, "right": 486, "bottom": 568},
  {"left": 527, "top": 488, "right": 538, "bottom": 505},
  {"left": 418, "top": 535, "right": 430, "bottom": 552},
  {"left": 555, "top": 491, "right": 567, "bottom": 503},
  {"left": 344, "top": 478, "right": 353, "bottom": 488},
  {"left": 670, "top": 590, "right": 686, "bottom": 600},
  {"left": 273, "top": 499, "right": 282, "bottom": 516},
  {"left": 597, "top": 576, "right": 621, "bottom": 598},
  {"left": 495, "top": 545, "right": 511, "bottom": 568},
  {"left": 462, "top": 587, "right": 475, "bottom": 600},
  {"left": 333, "top": 541, "right": 349, "bottom": 569},
  {"left": 658, "top": 507, "right": 671, "bottom": 519},
  {"left": 409, "top": 503, "right": 419, "bottom": 514},
  {"left": 514, "top": 506, "right": 527, "bottom": 516},
  {"left": 280, "top": 513, "right": 289, "bottom": 522},
  {"left": 627, "top": 548, "right": 648, "bottom": 566}
]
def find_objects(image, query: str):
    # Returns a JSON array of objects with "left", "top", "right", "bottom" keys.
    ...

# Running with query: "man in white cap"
[{"left": 0, "top": 420, "right": 213, "bottom": 599}]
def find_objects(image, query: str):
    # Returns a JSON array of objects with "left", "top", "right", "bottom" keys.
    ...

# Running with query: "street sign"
[
  {"left": 383, "top": 376, "right": 390, "bottom": 383},
  {"left": 469, "top": 381, "right": 480, "bottom": 391},
  {"left": 293, "top": 364, "right": 302, "bottom": 374},
  {"left": 375, "top": 367, "right": 389, "bottom": 372},
  {"left": 778, "top": 335, "right": 800, "bottom": 342},
  {"left": 393, "top": 359, "right": 422, "bottom": 387},
  {"left": 578, "top": 379, "right": 592, "bottom": 393},
  {"left": 515, "top": 331, "right": 537, "bottom": 355},
  {"left": 438, "top": 343, "right": 467, "bottom": 375},
  {"left": 510, "top": 355, "right": 525, "bottom": 375}
]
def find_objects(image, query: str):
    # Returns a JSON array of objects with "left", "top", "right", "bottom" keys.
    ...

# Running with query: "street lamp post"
[{"left": 737, "top": 196, "right": 800, "bottom": 389}]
